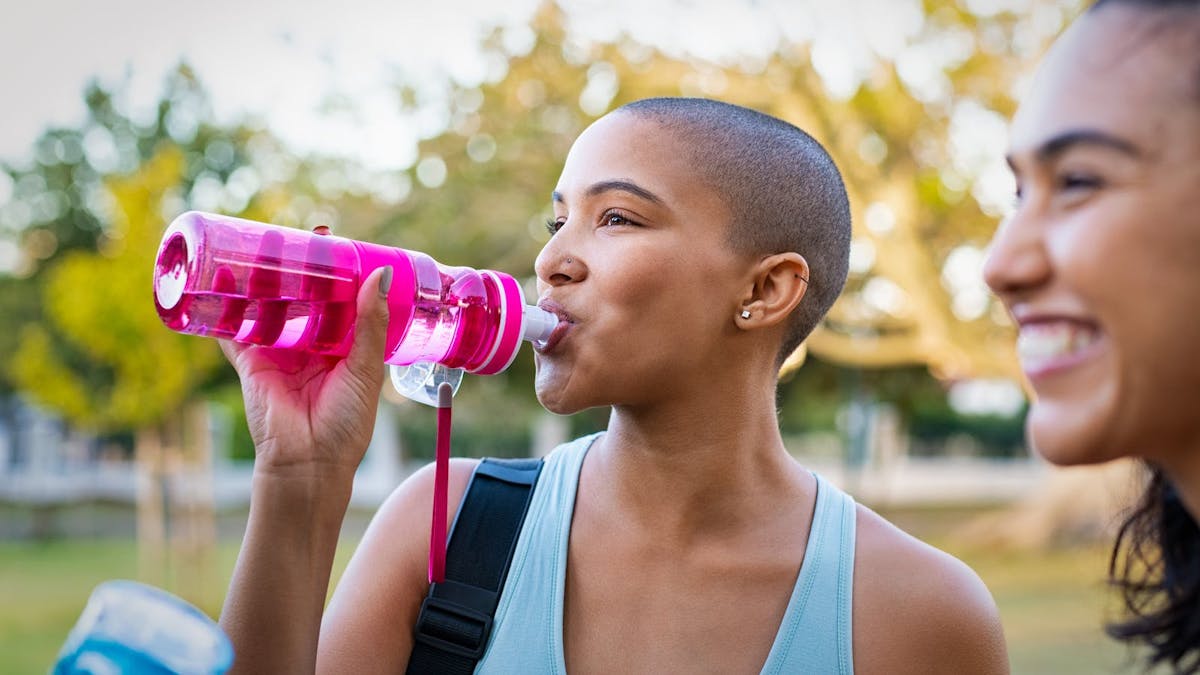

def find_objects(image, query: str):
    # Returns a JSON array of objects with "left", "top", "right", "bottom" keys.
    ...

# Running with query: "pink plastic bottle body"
[{"left": 153, "top": 211, "right": 529, "bottom": 375}]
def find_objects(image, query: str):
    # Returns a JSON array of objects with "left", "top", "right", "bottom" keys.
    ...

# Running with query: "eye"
[
  {"left": 600, "top": 209, "right": 639, "bottom": 228},
  {"left": 545, "top": 217, "right": 566, "bottom": 235},
  {"left": 1057, "top": 172, "right": 1103, "bottom": 193}
]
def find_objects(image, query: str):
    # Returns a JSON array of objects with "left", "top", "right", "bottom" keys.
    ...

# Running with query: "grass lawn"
[
  {"left": 0, "top": 536, "right": 1159, "bottom": 674},
  {"left": 949, "top": 542, "right": 1157, "bottom": 675}
]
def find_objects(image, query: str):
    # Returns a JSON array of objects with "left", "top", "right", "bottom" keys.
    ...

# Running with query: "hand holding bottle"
[{"left": 220, "top": 265, "right": 391, "bottom": 482}]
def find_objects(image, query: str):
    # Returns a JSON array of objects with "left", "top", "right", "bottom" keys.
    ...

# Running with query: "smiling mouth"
[{"left": 1017, "top": 321, "right": 1102, "bottom": 376}]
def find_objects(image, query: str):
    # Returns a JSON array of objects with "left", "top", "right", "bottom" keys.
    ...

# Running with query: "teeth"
[{"left": 1017, "top": 323, "right": 1099, "bottom": 370}]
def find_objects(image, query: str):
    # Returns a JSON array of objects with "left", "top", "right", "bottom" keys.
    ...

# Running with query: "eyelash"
[
  {"left": 1058, "top": 173, "right": 1103, "bottom": 191},
  {"left": 601, "top": 209, "right": 639, "bottom": 228},
  {"left": 1011, "top": 172, "right": 1103, "bottom": 206},
  {"left": 544, "top": 209, "right": 641, "bottom": 236}
]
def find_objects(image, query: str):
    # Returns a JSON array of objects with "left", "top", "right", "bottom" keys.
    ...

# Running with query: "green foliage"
[
  {"left": 0, "top": 1, "right": 1087, "bottom": 450},
  {"left": 10, "top": 149, "right": 222, "bottom": 431},
  {"left": 0, "top": 531, "right": 1152, "bottom": 674},
  {"left": 0, "top": 65, "right": 372, "bottom": 433},
  {"left": 207, "top": 384, "right": 256, "bottom": 462},
  {"left": 908, "top": 407, "right": 1027, "bottom": 458}
]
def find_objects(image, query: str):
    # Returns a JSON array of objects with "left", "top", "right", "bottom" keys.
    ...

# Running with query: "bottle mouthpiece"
[{"left": 522, "top": 305, "right": 557, "bottom": 344}]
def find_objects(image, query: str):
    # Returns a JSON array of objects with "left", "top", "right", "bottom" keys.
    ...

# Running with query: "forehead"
[
  {"left": 555, "top": 113, "right": 724, "bottom": 211},
  {"left": 1010, "top": 7, "right": 1200, "bottom": 157}
]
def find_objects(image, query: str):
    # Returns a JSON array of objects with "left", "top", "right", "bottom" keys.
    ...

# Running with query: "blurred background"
[{"left": 0, "top": 0, "right": 1155, "bottom": 672}]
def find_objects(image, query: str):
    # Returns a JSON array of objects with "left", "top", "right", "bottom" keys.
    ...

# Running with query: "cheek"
[
  {"left": 1109, "top": 315, "right": 1200, "bottom": 461},
  {"left": 615, "top": 259, "right": 731, "bottom": 352},
  {"left": 599, "top": 250, "right": 701, "bottom": 328}
]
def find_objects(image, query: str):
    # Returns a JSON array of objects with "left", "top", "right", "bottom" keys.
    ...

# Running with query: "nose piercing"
[
  {"left": 740, "top": 310, "right": 751, "bottom": 319},
  {"left": 566, "top": 257, "right": 573, "bottom": 265}
]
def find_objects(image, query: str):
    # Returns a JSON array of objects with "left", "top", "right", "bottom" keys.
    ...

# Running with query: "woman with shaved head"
[{"left": 217, "top": 98, "right": 1008, "bottom": 673}]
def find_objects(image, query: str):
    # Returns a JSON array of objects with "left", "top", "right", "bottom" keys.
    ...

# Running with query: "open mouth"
[{"left": 1017, "top": 320, "right": 1103, "bottom": 377}]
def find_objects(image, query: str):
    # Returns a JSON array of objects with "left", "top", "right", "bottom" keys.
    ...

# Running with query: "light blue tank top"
[{"left": 475, "top": 433, "right": 857, "bottom": 674}]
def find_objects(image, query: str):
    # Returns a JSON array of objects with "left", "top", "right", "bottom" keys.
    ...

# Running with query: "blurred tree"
[
  {"left": 0, "top": 66, "right": 243, "bottom": 402},
  {"left": 0, "top": 64, "right": 381, "bottom": 441},
  {"left": 366, "top": 1, "right": 1077, "bottom": 438},
  {"left": 0, "top": 1, "right": 1085, "bottom": 459},
  {"left": 9, "top": 147, "right": 222, "bottom": 431}
]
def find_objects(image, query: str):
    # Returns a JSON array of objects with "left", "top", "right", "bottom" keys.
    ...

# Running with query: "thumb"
[{"left": 344, "top": 265, "right": 392, "bottom": 385}]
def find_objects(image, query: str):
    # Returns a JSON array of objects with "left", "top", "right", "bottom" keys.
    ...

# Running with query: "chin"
[
  {"left": 534, "top": 371, "right": 581, "bottom": 416},
  {"left": 1026, "top": 398, "right": 1128, "bottom": 467},
  {"left": 535, "top": 391, "right": 579, "bottom": 416}
]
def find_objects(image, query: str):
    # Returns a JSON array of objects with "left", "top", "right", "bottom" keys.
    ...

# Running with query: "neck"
[
  {"left": 1160, "top": 439, "right": 1200, "bottom": 525},
  {"left": 586, "top": 369, "right": 808, "bottom": 540}
]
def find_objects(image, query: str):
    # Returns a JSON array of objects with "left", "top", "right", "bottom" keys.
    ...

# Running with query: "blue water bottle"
[{"left": 53, "top": 580, "right": 233, "bottom": 674}]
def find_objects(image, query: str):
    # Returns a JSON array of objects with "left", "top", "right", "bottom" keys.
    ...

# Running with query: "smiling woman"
[{"left": 983, "top": 0, "right": 1200, "bottom": 672}]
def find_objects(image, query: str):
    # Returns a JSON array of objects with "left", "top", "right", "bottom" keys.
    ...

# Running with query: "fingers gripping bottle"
[{"left": 153, "top": 211, "right": 556, "bottom": 404}]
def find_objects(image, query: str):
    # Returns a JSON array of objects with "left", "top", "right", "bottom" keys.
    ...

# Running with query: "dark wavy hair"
[{"left": 1107, "top": 467, "right": 1200, "bottom": 674}]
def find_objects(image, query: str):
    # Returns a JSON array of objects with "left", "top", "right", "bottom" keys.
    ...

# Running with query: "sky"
[
  {"left": 0, "top": 0, "right": 545, "bottom": 169},
  {"left": 0, "top": 0, "right": 1052, "bottom": 172}
]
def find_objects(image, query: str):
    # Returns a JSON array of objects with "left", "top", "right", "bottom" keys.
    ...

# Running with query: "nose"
[
  {"left": 534, "top": 229, "right": 586, "bottom": 289},
  {"left": 983, "top": 206, "right": 1052, "bottom": 302}
]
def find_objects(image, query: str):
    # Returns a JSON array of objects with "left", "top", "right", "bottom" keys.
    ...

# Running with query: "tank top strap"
[
  {"left": 475, "top": 433, "right": 599, "bottom": 674},
  {"left": 761, "top": 471, "right": 857, "bottom": 675}
]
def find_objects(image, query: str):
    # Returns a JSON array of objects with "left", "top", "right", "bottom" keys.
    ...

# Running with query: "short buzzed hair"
[{"left": 616, "top": 98, "right": 852, "bottom": 365}]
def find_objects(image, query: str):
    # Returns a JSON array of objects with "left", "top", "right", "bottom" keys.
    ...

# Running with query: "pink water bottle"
[{"left": 152, "top": 212, "right": 556, "bottom": 379}]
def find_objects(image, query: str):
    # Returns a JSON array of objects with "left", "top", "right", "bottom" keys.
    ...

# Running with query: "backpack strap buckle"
[{"left": 413, "top": 587, "right": 494, "bottom": 659}]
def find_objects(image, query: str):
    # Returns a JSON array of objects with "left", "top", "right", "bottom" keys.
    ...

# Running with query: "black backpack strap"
[{"left": 406, "top": 457, "right": 544, "bottom": 675}]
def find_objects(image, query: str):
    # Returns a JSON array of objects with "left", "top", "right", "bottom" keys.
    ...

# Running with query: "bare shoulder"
[
  {"left": 852, "top": 504, "right": 1009, "bottom": 675},
  {"left": 317, "top": 458, "right": 480, "bottom": 673}
]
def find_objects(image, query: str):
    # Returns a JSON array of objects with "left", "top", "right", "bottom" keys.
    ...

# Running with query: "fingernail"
[{"left": 378, "top": 266, "right": 393, "bottom": 298}]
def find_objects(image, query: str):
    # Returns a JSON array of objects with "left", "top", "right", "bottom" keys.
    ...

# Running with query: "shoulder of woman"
[
  {"left": 317, "top": 458, "right": 480, "bottom": 671},
  {"left": 851, "top": 505, "right": 1009, "bottom": 675}
]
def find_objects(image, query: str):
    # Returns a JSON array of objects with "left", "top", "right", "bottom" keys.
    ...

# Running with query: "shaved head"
[{"left": 615, "top": 98, "right": 851, "bottom": 364}]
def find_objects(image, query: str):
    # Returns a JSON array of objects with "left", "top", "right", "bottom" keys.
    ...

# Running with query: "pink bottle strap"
[{"left": 428, "top": 382, "right": 454, "bottom": 584}]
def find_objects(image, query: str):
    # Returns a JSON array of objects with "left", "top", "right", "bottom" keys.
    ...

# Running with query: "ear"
[{"left": 736, "top": 253, "right": 810, "bottom": 329}]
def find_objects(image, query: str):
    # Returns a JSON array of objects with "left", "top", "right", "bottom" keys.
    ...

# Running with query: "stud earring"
[{"left": 740, "top": 310, "right": 751, "bottom": 319}]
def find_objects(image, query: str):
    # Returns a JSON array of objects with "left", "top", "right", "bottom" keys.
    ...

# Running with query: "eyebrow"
[
  {"left": 1008, "top": 129, "right": 1143, "bottom": 169},
  {"left": 551, "top": 179, "right": 664, "bottom": 205}
]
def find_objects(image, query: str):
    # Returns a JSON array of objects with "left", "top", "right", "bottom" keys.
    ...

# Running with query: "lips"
[
  {"left": 533, "top": 299, "right": 575, "bottom": 354},
  {"left": 1016, "top": 320, "right": 1102, "bottom": 377}
]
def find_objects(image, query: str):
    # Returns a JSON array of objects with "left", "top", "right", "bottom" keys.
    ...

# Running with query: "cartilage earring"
[{"left": 740, "top": 310, "right": 751, "bottom": 319}]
